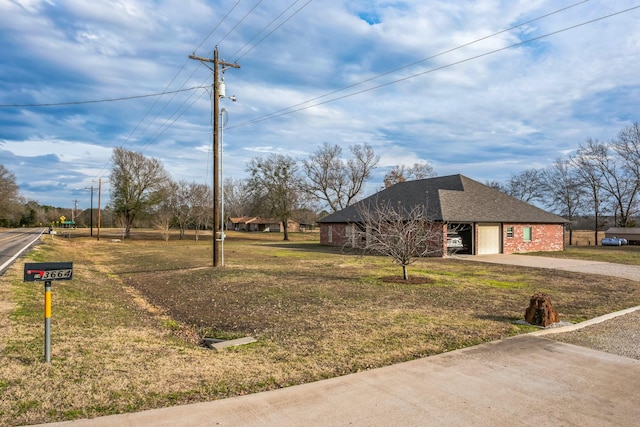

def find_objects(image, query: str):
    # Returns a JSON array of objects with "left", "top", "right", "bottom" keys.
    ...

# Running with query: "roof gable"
[{"left": 319, "top": 174, "right": 566, "bottom": 224}]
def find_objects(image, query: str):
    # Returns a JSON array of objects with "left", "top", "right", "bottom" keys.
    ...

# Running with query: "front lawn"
[{"left": 1, "top": 230, "right": 639, "bottom": 425}]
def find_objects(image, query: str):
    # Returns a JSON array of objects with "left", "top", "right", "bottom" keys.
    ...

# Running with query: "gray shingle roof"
[{"left": 318, "top": 174, "right": 567, "bottom": 224}]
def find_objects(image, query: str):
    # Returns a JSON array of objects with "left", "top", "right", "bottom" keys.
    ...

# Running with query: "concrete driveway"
[
  {"left": 461, "top": 253, "right": 640, "bottom": 281},
  {"left": 34, "top": 254, "right": 640, "bottom": 427}
]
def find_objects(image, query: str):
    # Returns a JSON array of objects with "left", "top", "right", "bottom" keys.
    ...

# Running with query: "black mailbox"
[{"left": 24, "top": 262, "right": 73, "bottom": 282}]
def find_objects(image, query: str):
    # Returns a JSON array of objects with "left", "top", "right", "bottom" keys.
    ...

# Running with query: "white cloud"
[{"left": 2, "top": 0, "right": 640, "bottom": 207}]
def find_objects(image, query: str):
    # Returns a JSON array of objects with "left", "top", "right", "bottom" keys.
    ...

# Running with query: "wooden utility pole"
[
  {"left": 85, "top": 186, "right": 94, "bottom": 236},
  {"left": 189, "top": 47, "right": 239, "bottom": 267},
  {"left": 97, "top": 178, "right": 102, "bottom": 241}
]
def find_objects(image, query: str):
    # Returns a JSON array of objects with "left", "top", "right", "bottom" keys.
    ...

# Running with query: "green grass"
[{"left": 1, "top": 229, "right": 639, "bottom": 425}]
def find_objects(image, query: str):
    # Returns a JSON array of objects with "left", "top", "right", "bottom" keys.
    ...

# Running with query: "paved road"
[
  {"left": 0, "top": 228, "right": 44, "bottom": 275},
  {"left": 32, "top": 254, "right": 640, "bottom": 427}
]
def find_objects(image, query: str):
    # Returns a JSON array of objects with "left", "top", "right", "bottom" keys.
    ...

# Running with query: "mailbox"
[{"left": 24, "top": 262, "right": 73, "bottom": 282}]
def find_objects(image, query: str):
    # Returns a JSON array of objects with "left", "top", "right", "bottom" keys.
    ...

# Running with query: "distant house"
[
  {"left": 228, "top": 217, "right": 300, "bottom": 233},
  {"left": 318, "top": 174, "right": 567, "bottom": 255},
  {"left": 604, "top": 227, "right": 640, "bottom": 245}
]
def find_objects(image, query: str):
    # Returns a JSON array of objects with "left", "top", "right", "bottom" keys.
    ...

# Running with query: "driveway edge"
[{"left": 529, "top": 305, "right": 640, "bottom": 336}]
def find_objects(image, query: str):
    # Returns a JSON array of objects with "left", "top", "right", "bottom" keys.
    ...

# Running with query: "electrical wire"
[
  {"left": 230, "top": 0, "right": 636, "bottom": 128},
  {"left": 136, "top": 82, "right": 210, "bottom": 154},
  {"left": 229, "top": 0, "right": 595, "bottom": 129},
  {"left": 0, "top": 86, "right": 208, "bottom": 108},
  {"left": 193, "top": 0, "right": 243, "bottom": 56},
  {"left": 90, "top": 0, "right": 246, "bottom": 179},
  {"left": 231, "top": 0, "right": 314, "bottom": 62},
  {"left": 229, "top": 0, "right": 304, "bottom": 59},
  {"left": 217, "top": 0, "right": 264, "bottom": 47},
  {"left": 5, "top": 2, "right": 636, "bottom": 162}
]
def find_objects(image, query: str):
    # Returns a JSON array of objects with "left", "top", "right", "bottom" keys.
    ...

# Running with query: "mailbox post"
[{"left": 24, "top": 262, "right": 73, "bottom": 363}]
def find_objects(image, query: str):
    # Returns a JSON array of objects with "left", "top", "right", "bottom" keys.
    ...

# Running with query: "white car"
[
  {"left": 447, "top": 233, "right": 464, "bottom": 249},
  {"left": 601, "top": 237, "right": 628, "bottom": 246}
]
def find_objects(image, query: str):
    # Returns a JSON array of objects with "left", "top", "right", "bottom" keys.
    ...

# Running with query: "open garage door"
[{"left": 477, "top": 224, "right": 501, "bottom": 255}]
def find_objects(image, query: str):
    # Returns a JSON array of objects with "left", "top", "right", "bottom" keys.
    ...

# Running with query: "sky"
[{"left": 1, "top": 0, "right": 640, "bottom": 210}]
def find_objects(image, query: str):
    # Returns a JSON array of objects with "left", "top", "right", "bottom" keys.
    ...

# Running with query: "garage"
[{"left": 477, "top": 223, "right": 501, "bottom": 255}]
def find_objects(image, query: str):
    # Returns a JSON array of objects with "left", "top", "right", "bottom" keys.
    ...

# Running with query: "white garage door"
[{"left": 477, "top": 224, "right": 501, "bottom": 255}]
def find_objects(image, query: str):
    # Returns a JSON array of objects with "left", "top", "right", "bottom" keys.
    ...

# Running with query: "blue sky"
[{"left": 1, "top": 0, "right": 640, "bottom": 209}]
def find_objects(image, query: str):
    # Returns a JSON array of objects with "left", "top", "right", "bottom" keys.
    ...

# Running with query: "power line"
[
  {"left": 0, "top": 86, "right": 208, "bottom": 108},
  {"left": 217, "top": 0, "right": 264, "bottom": 47},
  {"left": 229, "top": 3, "right": 640, "bottom": 130},
  {"left": 231, "top": 0, "right": 314, "bottom": 62},
  {"left": 229, "top": 0, "right": 596, "bottom": 129},
  {"left": 193, "top": 0, "right": 243, "bottom": 56},
  {"left": 136, "top": 84, "right": 210, "bottom": 154},
  {"left": 92, "top": 0, "right": 247, "bottom": 179}
]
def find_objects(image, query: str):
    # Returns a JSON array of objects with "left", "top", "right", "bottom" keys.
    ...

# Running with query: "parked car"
[
  {"left": 447, "top": 233, "right": 464, "bottom": 250},
  {"left": 601, "top": 237, "right": 628, "bottom": 246}
]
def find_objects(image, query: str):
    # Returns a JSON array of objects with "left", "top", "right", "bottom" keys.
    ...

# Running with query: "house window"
[
  {"left": 328, "top": 225, "right": 333, "bottom": 243},
  {"left": 345, "top": 224, "right": 355, "bottom": 245},
  {"left": 523, "top": 226, "right": 532, "bottom": 241},
  {"left": 506, "top": 227, "right": 514, "bottom": 238}
]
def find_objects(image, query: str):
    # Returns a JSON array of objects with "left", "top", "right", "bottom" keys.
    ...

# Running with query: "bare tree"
[
  {"left": 504, "top": 168, "right": 545, "bottom": 204},
  {"left": 572, "top": 140, "right": 610, "bottom": 245},
  {"left": 584, "top": 138, "right": 639, "bottom": 227},
  {"left": 189, "top": 183, "right": 211, "bottom": 241},
  {"left": 172, "top": 180, "right": 193, "bottom": 240},
  {"left": 0, "top": 165, "right": 22, "bottom": 226},
  {"left": 223, "top": 177, "right": 251, "bottom": 218},
  {"left": 351, "top": 200, "right": 443, "bottom": 280},
  {"left": 115, "top": 213, "right": 128, "bottom": 240},
  {"left": 541, "top": 158, "right": 585, "bottom": 245},
  {"left": 612, "top": 121, "right": 640, "bottom": 225},
  {"left": 615, "top": 122, "right": 640, "bottom": 183},
  {"left": 152, "top": 180, "right": 178, "bottom": 242},
  {"left": 246, "top": 154, "right": 305, "bottom": 241},
  {"left": 303, "top": 142, "right": 379, "bottom": 212},
  {"left": 110, "top": 148, "right": 170, "bottom": 239},
  {"left": 485, "top": 180, "right": 507, "bottom": 192},
  {"left": 383, "top": 162, "right": 436, "bottom": 188}
]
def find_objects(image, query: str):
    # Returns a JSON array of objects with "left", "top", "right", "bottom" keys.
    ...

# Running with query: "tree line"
[
  {"left": 491, "top": 122, "right": 640, "bottom": 244},
  {"left": 2, "top": 122, "right": 639, "bottom": 242},
  {"left": 108, "top": 144, "right": 381, "bottom": 240}
]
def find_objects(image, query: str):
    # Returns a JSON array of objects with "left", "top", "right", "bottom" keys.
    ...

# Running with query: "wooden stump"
[{"left": 524, "top": 292, "right": 559, "bottom": 327}]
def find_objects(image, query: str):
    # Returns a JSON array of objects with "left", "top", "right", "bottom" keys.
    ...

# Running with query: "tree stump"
[{"left": 524, "top": 292, "right": 559, "bottom": 327}]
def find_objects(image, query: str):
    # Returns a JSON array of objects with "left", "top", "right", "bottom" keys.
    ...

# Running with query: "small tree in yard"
[
  {"left": 352, "top": 200, "right": 443, "bottom": 280},
  {"left": 190, "top": 183, "right": 211, "bottom": 242},
  {"left": 153, "top": 180, "right": 178, "bottom": 242}
]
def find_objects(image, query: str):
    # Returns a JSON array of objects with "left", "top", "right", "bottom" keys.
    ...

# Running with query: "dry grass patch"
[{"left": 1, "top": 230, "right": 640, "bottom": 425}]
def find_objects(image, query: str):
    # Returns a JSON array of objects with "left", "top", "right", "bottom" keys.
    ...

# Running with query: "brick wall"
[
  {"left": 502, "top": 223, "right": 564, "bottom": 254},
  {"left": 320, "top": 223, "right": 349, "bottom": 246},
  {"left": 321, "top": 222, "right": 566, "bottom": 254}
]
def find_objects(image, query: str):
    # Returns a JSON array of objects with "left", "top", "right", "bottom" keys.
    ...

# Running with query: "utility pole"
[
  {"left": 72, "top": 200, "right": 78, "bottom": 222},
  {"left": 85, "top": 186, "right": 94, "bottom": 237},
  {"left": 97, "top": 179, "right": 102, "bottom": 241},
  {"left": 189, "top": 47, "right": 239, "bottom": 267}
]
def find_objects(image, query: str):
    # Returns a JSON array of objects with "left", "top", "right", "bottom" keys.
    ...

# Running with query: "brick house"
[
  {"left": 228, "top": 217, "right": 300, "bottom": 232},
  {"left": 318, "top": 174, "right": 567, "bottom": 255}
]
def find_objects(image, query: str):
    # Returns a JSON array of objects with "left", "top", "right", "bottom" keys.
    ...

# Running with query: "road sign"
[{"left": 24, "top": 262, "right": 73, "bottom": 282}]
